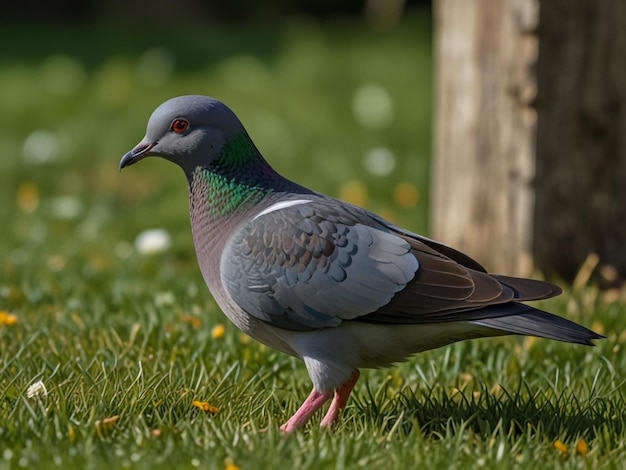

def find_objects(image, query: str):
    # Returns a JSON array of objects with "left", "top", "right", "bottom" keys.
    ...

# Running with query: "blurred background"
[
  {"left": 1, "top": 0, "right": 432, "bottom": 307},
  {"left": 3, "top": 4, "right": 625, "bottom": 467}
]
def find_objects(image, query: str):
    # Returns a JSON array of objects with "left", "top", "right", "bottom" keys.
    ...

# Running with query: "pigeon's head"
[{"left": 120, "top": 95, "right": 248, "bottom": 174}]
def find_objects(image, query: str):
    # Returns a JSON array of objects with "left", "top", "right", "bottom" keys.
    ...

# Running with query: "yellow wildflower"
[
  {"left": 554, "top": 440, "right": 568, "bottom": 453},
  {"left": 17, "top": 182, "right": 39, "bottom": 213},
  {"left": 212, "top": 324, "right": 226, "bottom": 339},
  {"left": 590, "top": 321, "right": 605, "bottom": 336},
  {"left": 0, "top": 311, "right": 18, "bottom": 326},
  {"left": 192, "top": 400, "right": 219, "bottom": 414},
  {"left": 338, "top": 181, "right": 368, "bottom": 207},
  {"left": 575, "top": 438, "right": 589, "bottom": 456},
  {"left": 225, "top": 457, "right": 240, "bottom": 470},
  {"left": 392, "top": 182, "right": 419, "bottom": 208},
  {"left": 181, "top": 314, "right": 202, "bottom": 328}
]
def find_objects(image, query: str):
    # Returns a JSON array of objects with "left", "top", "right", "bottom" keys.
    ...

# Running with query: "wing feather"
[
  {"left": 221, "top": 198, "right": 419, "bottom": 330},
  {"left": 220, "top": 195, "right": 564, "bottom": 331}
]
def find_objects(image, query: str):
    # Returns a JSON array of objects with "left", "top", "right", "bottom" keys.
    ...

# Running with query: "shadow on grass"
[{"left": 351, "top": 381, "right": 624, "bottom": 445}]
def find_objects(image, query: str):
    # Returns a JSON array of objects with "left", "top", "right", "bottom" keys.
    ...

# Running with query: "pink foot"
[
  {"left": 280, "top": 370, "right": 360, "bottom": 434},
  {"left": 320, "top": 370, "right": 360, "bottom": 429},
  {"left": 280, "top": 388, "right": 333, "bottom": 434}
]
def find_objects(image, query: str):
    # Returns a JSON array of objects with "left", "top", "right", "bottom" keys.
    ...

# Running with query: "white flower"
[
  {"left": 351, "top": 82, "right": 394, "bottom": 129},
  {"left": 135, "top": 228, "right": 171, "bottom": 255},
  {"left": 362, "top": 147, "right": 396, "bottom": 176},
  {"left": 154, "top": 291, "right": 175, "bottom": 307},
  {"left": 27, "top": 381, "right": 47, "bottom": 399},
  {"left": 22, "top": 130, "right": 61, "bottom": 164},
  {"left": 49, "top": 196, "right": 83, "bottom": 219}
]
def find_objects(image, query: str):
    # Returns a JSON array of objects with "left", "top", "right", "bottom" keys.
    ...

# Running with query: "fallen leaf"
[
  {"left": 192, "top": 400, "right": 219, "bottom": 414},
  {"left": 95, "top": 415, "right": 119, "bottom": 438}
]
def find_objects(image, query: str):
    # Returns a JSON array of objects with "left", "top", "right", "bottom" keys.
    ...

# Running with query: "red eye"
[{"left": 171, "top": 119, "right": 189, "bottom": 133}]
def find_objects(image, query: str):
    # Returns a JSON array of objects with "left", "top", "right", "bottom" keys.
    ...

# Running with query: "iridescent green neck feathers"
[
  {"left": 189, "top": 132, "right": 277, "bottom": 219},
  {"left": 190, "top": 168, "right": 271, "bottom": 219}
]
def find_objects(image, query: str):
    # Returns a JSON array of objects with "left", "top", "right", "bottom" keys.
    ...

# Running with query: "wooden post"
[
  {"left": 432, "top": 0, "right": 626, "bottom": 283},
  {"left": 432, "top": 0, "right": 539, "bottom": 276}
]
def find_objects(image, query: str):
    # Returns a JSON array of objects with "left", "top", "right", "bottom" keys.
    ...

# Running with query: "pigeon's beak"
[{"left": 119, "top": 140, "right": 157, "bottom": 170}]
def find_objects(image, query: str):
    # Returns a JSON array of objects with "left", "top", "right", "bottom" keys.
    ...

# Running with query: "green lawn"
[{"left": 1, "top": 12, "right": 625, "bottom": 469}]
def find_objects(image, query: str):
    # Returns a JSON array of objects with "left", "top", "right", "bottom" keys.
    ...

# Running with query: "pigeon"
[{"left": 120, "top": 95, "right": 604, "bottom": 433}]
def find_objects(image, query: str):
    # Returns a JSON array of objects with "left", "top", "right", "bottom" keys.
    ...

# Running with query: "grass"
[{"left": 1, "top": 11, "right": 626, "bottom": 469}]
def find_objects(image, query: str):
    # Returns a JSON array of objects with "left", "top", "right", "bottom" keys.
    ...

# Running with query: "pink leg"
[
  {"left": 320, "top": 370, "right": 360, "bottom": 429},
  {"left": 280, "top": 388, "right": 333, "bottom": 434}
]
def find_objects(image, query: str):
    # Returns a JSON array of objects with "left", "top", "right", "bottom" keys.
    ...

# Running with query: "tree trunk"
[
  {"left": 433, "top": 0, "right": 626, "bottom": 283},
  {"left": 533, "top": 0, "right": 626, "bottom": 283},
  {"left": 432, "top": 0, "right": 539, "bottom": 276}
]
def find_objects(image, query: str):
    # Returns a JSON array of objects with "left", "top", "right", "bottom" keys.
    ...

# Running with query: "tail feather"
[
  {"left": 491, "top": 275, "right": 562, "bottom": 301},
  {"left": 471, "top": 305, "right": 605, "bottom": 346}
]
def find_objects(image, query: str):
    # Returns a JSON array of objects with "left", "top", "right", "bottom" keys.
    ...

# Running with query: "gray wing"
[
  {"left": 220, "top": 196, "right": 531, "bottom": 331},
  {"left": 220, "top": 199, "right": 419, "bottom": 330},
  {"left": 220, "top": 196, "right": 601, "bottom": 346}
]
